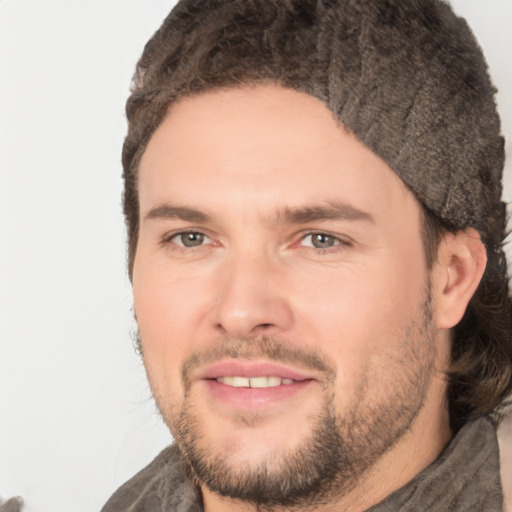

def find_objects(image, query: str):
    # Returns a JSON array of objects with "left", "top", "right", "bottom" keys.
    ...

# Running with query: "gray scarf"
[{"left": 101, "top": 416, "right": 503, "bottom": 512}]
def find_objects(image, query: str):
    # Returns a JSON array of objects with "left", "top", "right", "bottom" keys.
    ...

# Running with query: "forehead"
[{"left": 138, "top": 84, "right": 417, "bottom": 225}]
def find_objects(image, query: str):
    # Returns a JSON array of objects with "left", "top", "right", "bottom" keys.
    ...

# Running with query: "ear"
[{"left": 433, "top": 228, "right": 487, "bottom": 329}]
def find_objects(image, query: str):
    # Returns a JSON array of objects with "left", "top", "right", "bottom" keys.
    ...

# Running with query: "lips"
[
  {"left": 197, "top": 360, "right": 316, "bottom": 411},
  {"left": 198, "top": 360, "right": 314, "bottom": 382},
  {"left": 216, "top": 376, "right": 294, "bottom": 388}
]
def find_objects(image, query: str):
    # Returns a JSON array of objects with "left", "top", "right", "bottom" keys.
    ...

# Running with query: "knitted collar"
[{"left": 104, "top": 415, "right": 502, "bottom": 511}]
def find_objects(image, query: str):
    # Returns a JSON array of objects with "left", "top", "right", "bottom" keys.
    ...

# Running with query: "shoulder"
[
  {"left": 497, "top": 403, "right": 512, "bottom": 512},
  {"left": 101, "top": 444, "right": 202, "bottom": 512}
]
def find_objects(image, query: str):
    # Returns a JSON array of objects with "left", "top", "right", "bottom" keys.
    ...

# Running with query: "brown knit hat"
[{"left": 124, "top": 0, "right": 506, "bottom": 260}]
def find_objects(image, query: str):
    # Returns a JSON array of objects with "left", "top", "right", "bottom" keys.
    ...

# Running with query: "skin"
[{"left": 133, "top": 84, "right": 485, "bottom": 511}]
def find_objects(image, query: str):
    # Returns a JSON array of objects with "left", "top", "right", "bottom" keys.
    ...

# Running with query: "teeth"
[
  {"left": 250, "top": 376, "right": 270, "bottom": 388},
  {"left": 216, "top": 376, "right": 295, "bottom": 388},
  {"left": 267, "top": 376, "right": 282, "bottom": 387},
  {"left": 233, "top": 376, "right": 250, "bottom": 387}
]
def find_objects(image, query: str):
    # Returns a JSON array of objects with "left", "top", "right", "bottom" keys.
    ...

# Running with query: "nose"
[{"left": 212, "top": 251, "right": 294, "bottom": 338}]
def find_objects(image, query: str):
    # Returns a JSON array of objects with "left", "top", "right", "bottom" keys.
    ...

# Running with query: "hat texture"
[{"left": 129, "top": 0, "right": 505, "bottom": 253}]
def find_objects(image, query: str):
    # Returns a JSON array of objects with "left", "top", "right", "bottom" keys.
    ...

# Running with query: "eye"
[
  {"left": 300, "top": 233, "right": 342, "bottom": 249},
  {"left": 171, "top": 231, "right": 209, "bottom": 248}
]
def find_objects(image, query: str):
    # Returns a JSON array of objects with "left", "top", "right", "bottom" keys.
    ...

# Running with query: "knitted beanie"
[{"left": 123, "top": 0, "right": 507, "bottom": 277}]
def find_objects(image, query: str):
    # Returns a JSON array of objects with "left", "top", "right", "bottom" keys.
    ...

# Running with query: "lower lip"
[{"left": 202, "top": 379, "right": 314, "bottom": 410}]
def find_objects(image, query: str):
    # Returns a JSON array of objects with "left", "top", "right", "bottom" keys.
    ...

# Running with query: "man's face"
[{"left": 133, "top": 84, "right": 448, "bottom": 506}]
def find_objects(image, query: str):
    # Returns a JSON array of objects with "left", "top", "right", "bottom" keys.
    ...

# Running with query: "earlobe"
[{"left": 434, "top": 228, "right": 487, "bottom": 329}]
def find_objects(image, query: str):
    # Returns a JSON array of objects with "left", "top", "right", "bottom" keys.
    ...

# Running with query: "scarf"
[{"left": 101, "top": 416, "right": 503, "bottom": 512}]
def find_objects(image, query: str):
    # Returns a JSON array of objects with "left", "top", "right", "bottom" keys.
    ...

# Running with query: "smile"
[
  {"left": 196, "top": 359, "right": 318, "bottom": 410},
  {"left": 216, "top": 376, "right": 295, "bottom": 388}
]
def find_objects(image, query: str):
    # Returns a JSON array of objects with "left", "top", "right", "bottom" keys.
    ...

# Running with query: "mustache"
[{"left": 180, "top": 336, "right": 336, "bottom": 391}]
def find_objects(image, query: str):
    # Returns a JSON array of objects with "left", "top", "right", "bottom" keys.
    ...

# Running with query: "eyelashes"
[
  {"left": 300, "top": 233, "right": 346, "bottom": 250},
  {"left": 161, "top": 229, "right": 353, "bottom": 255},
  {"left": 169, "top": 231, "right": 211, "bottom": 248}
]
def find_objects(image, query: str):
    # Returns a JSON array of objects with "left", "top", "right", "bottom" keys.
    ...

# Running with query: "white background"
[{"left": 0, "top": 1, "right": 511, "bottom": 511}]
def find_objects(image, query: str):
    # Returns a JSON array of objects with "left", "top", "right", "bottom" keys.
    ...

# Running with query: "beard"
[{"left": 144, "top": 286, "right": 437, "bottom": 510}]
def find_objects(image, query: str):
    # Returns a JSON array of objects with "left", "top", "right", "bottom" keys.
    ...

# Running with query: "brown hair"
[
  {"left": 421, "top": 208, "right": 512, "bottom": 428},
  {"left": 122, "top": 0, "right": 512, "bottom": 427}
]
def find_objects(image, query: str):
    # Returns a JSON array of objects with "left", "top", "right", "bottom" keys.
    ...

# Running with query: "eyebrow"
[
  {"left": 144, "top": 201, "right": 373, "bottom": 225},
  {"left": 144, "top": 205, "right": 211, "bottom": 223},
  {"left": 272, "top": 201, "right": 374, "bottom": 225}
]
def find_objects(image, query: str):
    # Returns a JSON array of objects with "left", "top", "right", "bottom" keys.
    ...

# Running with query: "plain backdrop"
[{"left": 0, "top": 1, "right": 511, "bottom": 511}]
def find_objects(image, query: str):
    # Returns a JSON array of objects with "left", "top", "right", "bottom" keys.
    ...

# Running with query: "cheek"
[
  {"left": 132, "top": 262, "right": 205, "bottom": 395},
  {"left": 133, "top": 258, "right": 210, "bottom": 338},
  {"left": 290, "top": 258, "right": 428, "bottom": 396},
  {"left": 294, "top": 258, "right": 424, "bottom": 333}
]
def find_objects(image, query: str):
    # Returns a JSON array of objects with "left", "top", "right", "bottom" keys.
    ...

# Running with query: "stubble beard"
[{"left": 145, "top": 288, "right": 437, "bottom": 510}]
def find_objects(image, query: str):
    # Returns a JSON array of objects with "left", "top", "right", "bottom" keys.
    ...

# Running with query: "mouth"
[
  {"left": 197, "top": 360, "right": 316, "bottom": 411},
  {"left": 215, "top": 376, "right": 295, "bottom": 388}
]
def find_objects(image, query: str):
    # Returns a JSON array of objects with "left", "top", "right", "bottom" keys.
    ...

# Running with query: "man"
[{"left": 102, "top": 0, "right": 512, "bottom": 510}]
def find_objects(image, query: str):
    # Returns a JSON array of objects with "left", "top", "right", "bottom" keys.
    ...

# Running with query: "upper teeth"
[{"left": 216, "top": 376, "right": 294, "bottom": 388}]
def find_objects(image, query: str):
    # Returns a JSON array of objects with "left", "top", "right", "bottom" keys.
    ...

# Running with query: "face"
[{"left": 133, "top": 84, "right": 446, "bottom": 507}]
